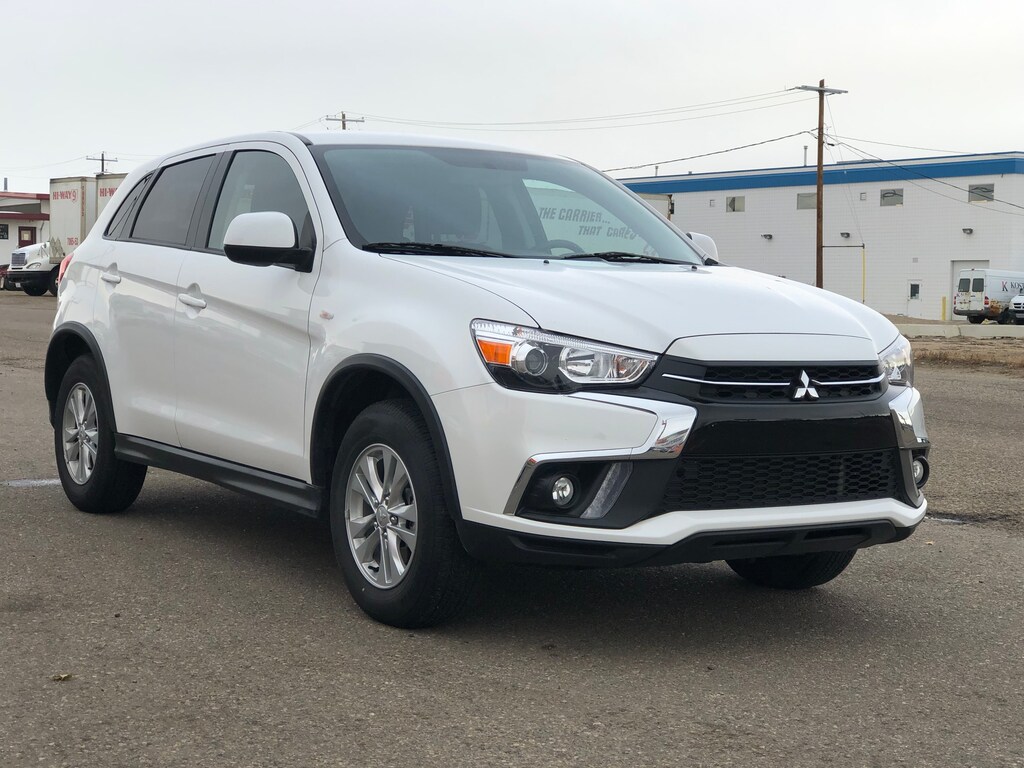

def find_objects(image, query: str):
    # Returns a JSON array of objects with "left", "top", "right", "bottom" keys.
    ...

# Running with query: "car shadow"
[{"left": 116, "top": 472, "right": 920, "bottom": 654}]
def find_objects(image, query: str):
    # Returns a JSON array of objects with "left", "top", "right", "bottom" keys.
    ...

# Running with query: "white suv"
[{"left": 46, "top": 132, "right": 930, "bottom": 627}]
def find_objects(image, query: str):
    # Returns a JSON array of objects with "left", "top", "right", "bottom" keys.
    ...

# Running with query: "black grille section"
[
  {"left": 658, "top": 449, "right": 901, "bottom": 512},
  {"left": 700, "top": 364, "right": 882, "bottom": 402}
]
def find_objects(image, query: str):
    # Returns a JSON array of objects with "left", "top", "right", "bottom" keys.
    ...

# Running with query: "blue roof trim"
[{"left": 623, "top": 157, "right": 1024, "bottom": 194}]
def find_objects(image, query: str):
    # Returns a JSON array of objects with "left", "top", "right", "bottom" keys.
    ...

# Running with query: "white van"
[{"left": 953, "top": 269, "right": 1024, "bottom": 324}]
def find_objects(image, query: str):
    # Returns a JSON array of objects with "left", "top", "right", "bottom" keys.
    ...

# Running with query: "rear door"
[
  {"left": 954, "top": 275, "right": 971, "bottom": 315},
  {"left": 95, "top": 152, "right": 217, "bottom": 445},
  {"left": 969, "top": 275, "right": 986, "bottom": 312},
  {"left": 172, "top": 144, "right": 322, "bottom": 480}
]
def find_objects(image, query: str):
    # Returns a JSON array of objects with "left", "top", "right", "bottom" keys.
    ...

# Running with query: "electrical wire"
[
  {"left": 829, "top": 134, "right": 966, "bottom": 155},
  {"left": 353, "top": 90, "right": 794, "bottom": 128},
  {"left": 352, "top": 96, "right": 817, "bottom": 133},
  {"left": 0, "top": 156, "right": 87, "bottom": 172},
  {"left": 825, "top": 97, "right": 864, "bottom": 241},
  {"left": 834, "top": 138, "right": 1024, "bottom": 214},
  {"left": 602, "top": 130, "right": 816, "bottom": 173}
]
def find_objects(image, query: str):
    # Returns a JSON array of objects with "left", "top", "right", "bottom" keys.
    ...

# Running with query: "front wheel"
[
  {"left": 330, "top": 400, "right": 478, "bottom": 628},
  {"left": 727, "top": 550, "right": 856, "bottom": 590},
  {"left": 54, "top": 356, "right": 147, "bottom": 513},
  {"left": 48, "top": 269, "right": 59, "bottom": 296},
  {"left": 23, "top": 282, "right": 47, "bottom": 297}
]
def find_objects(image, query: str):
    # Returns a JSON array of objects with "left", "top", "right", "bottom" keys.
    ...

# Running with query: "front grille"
[
  {"left": 658, "top": 449, "right": 902, "bottom": 512},
  {"left": 699, "top": 364, "right": 882, "bottom": 402},
  {"left": 11, "top": 253, "right": 26, "bottom": 267}
]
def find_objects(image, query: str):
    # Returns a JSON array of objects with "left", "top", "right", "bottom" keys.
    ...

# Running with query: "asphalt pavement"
[{"left": 1, "top": 290, "right": 1021, "bottom": 767}]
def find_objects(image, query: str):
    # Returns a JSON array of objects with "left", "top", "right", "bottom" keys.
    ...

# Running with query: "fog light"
[
  {"left": 551, "top": 476, "right": 576, "bottom": 507},
  {"left": 912, "top": 457, "right": 929, "bottom": 488}
]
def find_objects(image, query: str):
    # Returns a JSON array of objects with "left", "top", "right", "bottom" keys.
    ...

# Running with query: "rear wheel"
[
  {"left": 54, "top": 356, "right": 147, "bottom": 513},
  {"left": 727, "top": 550, "right": 856, "bottom": 590},
  {"left": 967, "top": 315, "right": 985, "bottom": 324},
  {"left": 23, "top": 282, "right": 47, "bottom": 297},
  {"left": 330, "top": 400, "right": 477, "bottom": 628},
  {"left": 47, "top": 269, "right": 58, "bottom": 297}
]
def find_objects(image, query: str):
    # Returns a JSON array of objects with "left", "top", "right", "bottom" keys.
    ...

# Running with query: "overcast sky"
[{"left": 4, "top": 0, "right": 1023, "bottom": 192}]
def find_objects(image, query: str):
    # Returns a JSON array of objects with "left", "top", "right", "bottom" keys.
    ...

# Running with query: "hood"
[{"left": 387, "top": 255, "right": 900, "bottom": 358}]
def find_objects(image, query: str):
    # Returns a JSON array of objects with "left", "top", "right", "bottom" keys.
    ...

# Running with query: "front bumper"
[
  {"left": 435, "top": 382, "right": 929, "bottom": 560},
  {"left": 5, "top": 269, "right": 49, "bottom": 288}
]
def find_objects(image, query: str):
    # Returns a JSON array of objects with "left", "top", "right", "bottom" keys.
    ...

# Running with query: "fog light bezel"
[{"left": 911, "top": 455, "right": 929, "bottom": 488}]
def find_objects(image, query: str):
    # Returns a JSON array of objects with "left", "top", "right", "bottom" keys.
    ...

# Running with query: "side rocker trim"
[{"left": 115, "top": 435, "right": 322, "bottom": 516}]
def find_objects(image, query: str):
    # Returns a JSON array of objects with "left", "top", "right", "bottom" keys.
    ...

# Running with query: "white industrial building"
[{"left": 622, "top": 152, "right": 1024, "bottom": 321}]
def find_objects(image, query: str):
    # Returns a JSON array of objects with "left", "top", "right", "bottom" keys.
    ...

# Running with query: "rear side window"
[
  {"left": 132, "top": 155, "right": 215, "bottom": 246},
  {"left": 972, "top": 278, "right": 985, "bottom": 292},
  {"left": 207, "top": 151, "right": 311, "bottom": 252},
  {"left": 104, "top": 175, "right": 151, "bottom": 238},
  {"left": 957, "top": 278, "right": 970, "bottom": 292}
]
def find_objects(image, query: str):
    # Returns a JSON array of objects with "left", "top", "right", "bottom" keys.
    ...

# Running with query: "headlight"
[
  {"left": 879, "top": 335, "right": 914, "bottom": 387},
  {"left": 471, "top": 320, "right": 657, "bottom": 392}
]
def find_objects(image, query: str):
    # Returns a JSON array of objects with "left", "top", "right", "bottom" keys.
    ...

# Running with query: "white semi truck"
[{"left": 6, "top": 174, "right": 126, "bottom": 296}]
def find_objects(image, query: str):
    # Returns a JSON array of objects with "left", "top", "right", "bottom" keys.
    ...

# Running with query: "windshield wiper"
[
  {"left": 559, "top": 251, "right": 682, "bottom": 265},
  {"left": 362, "top": 242, "right": 516, "bottom": 258}
]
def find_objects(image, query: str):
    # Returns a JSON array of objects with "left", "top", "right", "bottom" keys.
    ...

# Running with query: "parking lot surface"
[{"left": 2, "top": 291, "right": 1022, "bottom": 767}]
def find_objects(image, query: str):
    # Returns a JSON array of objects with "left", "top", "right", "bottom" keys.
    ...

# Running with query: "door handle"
[
  {"left": 101, "top": 272, "right": 121, "bottom": 285},
  {"left": 178, "top": 293, "right": 207, "bottom": 310}
]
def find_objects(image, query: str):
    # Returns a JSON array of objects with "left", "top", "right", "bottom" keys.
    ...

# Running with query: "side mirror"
[
  {"left": 685, "top": 231, "right": 719, "bottom": 263},
  {"left": 223, "top": 211, "right": 312, "bottom": 271}
]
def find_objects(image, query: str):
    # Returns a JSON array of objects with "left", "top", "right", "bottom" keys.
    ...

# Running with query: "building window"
[
  {"left": 726, "top": 196, "right": 745, "bottom": 212},
  {"left": 859, "top": 192, "right": 867, "bottom": 201},
  {"left": 969, "top": 184, "right": 994, "bottom": 203},
  {"left": 797, "top": 192, "right": 817, "bottom": 210},
  {"left": 880, "top": 188, "right": 904, "bottom": 206},
  {"left": 909, "top": 282, "right": 921, "bottom": 300},
  {"left": 709, "top": 198, "right": 715, "bottom": 207},
  {"left": 0, "top": 224, "right": 7, "bottom": 240}
]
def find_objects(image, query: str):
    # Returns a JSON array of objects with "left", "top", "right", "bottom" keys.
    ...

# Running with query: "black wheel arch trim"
[
  {"left": 45, "top": 322, "right": 115, "bottom": 430},
  {"left": 312, "top": 354, "right": 463, "bottom": 522}
]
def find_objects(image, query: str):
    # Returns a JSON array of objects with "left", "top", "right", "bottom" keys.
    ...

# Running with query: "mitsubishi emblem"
[{"left": 791, "top": 370, "right": 819, "bottom": 401}]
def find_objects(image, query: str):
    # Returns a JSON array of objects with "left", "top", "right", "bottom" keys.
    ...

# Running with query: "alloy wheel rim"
[
  {"left": 345, "top": 444, "right": 418, "bottom": 589},
  {"left": 62, "top": 383, "right": 99, "bottom": 485}
]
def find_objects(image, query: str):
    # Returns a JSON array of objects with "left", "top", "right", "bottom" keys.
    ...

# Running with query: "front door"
[
  {"left": 18, "top": 226, "right": 36, "bottom": 247},
  {"left": 173, "top": 146, "right": 321, "bottom": 481}
]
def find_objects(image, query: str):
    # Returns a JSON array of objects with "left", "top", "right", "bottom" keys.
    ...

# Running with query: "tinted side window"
[
  {"left": 132, "top": 155, "right": 215, "bottom": 246},
  {"left": 972, "top": 278, "right": 985, "bottom": 292},
  {"left": 207, "top": 151, "right": 311, "bottom": 251},
  {"left": 104, "top": 175, "right": 151, "bottom": 238}
]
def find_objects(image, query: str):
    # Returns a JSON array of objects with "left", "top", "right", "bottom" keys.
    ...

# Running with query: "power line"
[
  {"left": 835, "top": 139, "right": 1024, "bottom": 218},
  {"left": 834, "top": 137, "right": 1024, "bottom": 213},
  {"left": 603, "top": 130, "right": 816, "bottom": 173},
  {"left": 354, "top": 89, "right": 794, "bottom": 128},
  {"left": 829, "top": 134, "right": 966, "bottom": 155},
  {"left": 352, "top": 96, "right": 817, "bottom": 133},
  {"left": 0, "top": 156, "right": 86, "bottom": 172}
]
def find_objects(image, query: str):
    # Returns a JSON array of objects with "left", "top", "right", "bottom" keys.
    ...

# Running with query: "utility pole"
[
  {"left": 325, "top": 112, "right": 365, "bottom": 131},
  {"left": 86, "top": 151, "right": 119, "bottom": 175},
  {"left": 795, "top": 80, "right": 847, "bottom": 288}
]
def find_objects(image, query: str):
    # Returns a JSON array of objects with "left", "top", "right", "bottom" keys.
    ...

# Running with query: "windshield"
[{"left": 312, "top": 145, "right": 703, "bottom": 264}]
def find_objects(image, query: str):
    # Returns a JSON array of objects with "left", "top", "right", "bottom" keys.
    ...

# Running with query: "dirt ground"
[{"left": 912, "top": 336, "right": 1024, "bottom": 370}]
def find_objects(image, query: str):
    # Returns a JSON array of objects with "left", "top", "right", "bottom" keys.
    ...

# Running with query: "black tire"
[
  {"left": 727, "top": 550, "right": 856, "bottom": 590},
  {"left": 329, "top": 399, "right": 477, "bottom": 628},
  {"left": 23, "top": 282, "right": 47, "bottom": 297},
  {"left": 54, "top": 355, "right": 147, "bottom": 514},
  {"left": 47, "top": 269, "right": 58, "bottom": 297},
  {"left": 967, "top": 315, "right": 985, "bottom": 325}
]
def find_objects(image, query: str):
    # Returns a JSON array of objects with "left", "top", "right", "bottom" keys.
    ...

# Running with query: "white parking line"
[{"left": 2, "top": 478, "right": 61, "bottom": 488}]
